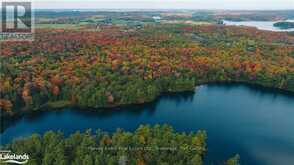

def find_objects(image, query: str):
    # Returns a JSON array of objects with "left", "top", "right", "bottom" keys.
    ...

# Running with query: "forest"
[
  {"left": 1, "top": 124, "right": 239, "bottom": 165},
  {"left": 1, "top": 9, "right": 294, "bottom": 165},
  {"left": 1, "top": 23, "right": 294, "bottom": 117}
]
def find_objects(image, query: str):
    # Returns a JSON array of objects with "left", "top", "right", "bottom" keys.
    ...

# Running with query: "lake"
[
  {"left": 223, "top": 20, "right": 294, "bottom": 32},
  {"left": 1, "top": 83, "right": 294, "bottom": 165}
]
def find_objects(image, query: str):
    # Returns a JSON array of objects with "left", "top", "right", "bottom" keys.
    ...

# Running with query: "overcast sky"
[{"left": 35, "top": 0, "right": 294, "bottom": 10}]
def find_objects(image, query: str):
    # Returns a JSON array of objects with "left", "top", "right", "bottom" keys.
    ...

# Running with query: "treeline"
[
  {"left": 0, "top": 24, "right": 294, "bottom": 116},
  {"left": 1, "top": 124, "right": 239, "bottom": 165}
]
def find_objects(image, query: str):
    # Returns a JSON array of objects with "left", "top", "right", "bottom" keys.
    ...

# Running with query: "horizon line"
[{"left": 32, "top": 8, "right": 294, "bottom": 11}]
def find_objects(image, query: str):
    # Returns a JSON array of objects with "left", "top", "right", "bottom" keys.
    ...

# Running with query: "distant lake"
[
  {"left": 1, "top": 83, "right": 294, "bottom": 165},
  {"left": 223, "top": 20, "right": 294, "bottom": 32}
]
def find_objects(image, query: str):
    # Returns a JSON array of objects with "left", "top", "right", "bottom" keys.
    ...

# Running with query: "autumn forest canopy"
[
  {"left": 1, "top": 9, "right": 294, "bottom": 165},
  {"left": 1, "top": 22, "right": 294, "bottom": 117}
]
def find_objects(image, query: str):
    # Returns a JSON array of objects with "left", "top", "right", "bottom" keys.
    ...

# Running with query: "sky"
[{"left": 34, "top": 0, "right": 294, "bottom": 10}]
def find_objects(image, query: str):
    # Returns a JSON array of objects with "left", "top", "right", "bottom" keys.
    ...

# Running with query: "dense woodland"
[
  {"left": 1, "top": 124, "right": 239, "bottom": 165},
  {"left": 1, "top": 23, "right": 294, "bottom": 116},
  {"left": 1, "top": 11, "right": 293, "bottom": 165}
]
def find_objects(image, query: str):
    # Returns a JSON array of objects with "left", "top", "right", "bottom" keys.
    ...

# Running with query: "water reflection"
[{"left": 1, "top": 83, "right": 294, "bottom": 165}]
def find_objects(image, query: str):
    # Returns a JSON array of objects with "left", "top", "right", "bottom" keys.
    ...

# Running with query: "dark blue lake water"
[{"left": 1, "top": 83, "right": 294, "bottom": 165}]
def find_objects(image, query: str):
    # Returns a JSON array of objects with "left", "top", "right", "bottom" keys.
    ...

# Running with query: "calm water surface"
[
  {"left": 223, "top": 20, "right": 294, "bottom": 32},
  {"left": 1, "top": 84, "right": 294, "bottom": 165}
]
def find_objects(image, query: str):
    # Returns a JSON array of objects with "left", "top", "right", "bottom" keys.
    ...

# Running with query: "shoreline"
[{"left": 1, "top": 81, "right": 293, "bottom": 121}]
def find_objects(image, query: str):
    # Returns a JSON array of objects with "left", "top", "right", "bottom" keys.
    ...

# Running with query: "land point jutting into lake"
[{"left": 1, "top": 8, "right": 294, "bottom": 165}]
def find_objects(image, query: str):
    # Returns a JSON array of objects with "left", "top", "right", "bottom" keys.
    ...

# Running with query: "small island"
[{"left": 273, "top": 21, "right": 294, "bottom": 29}]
